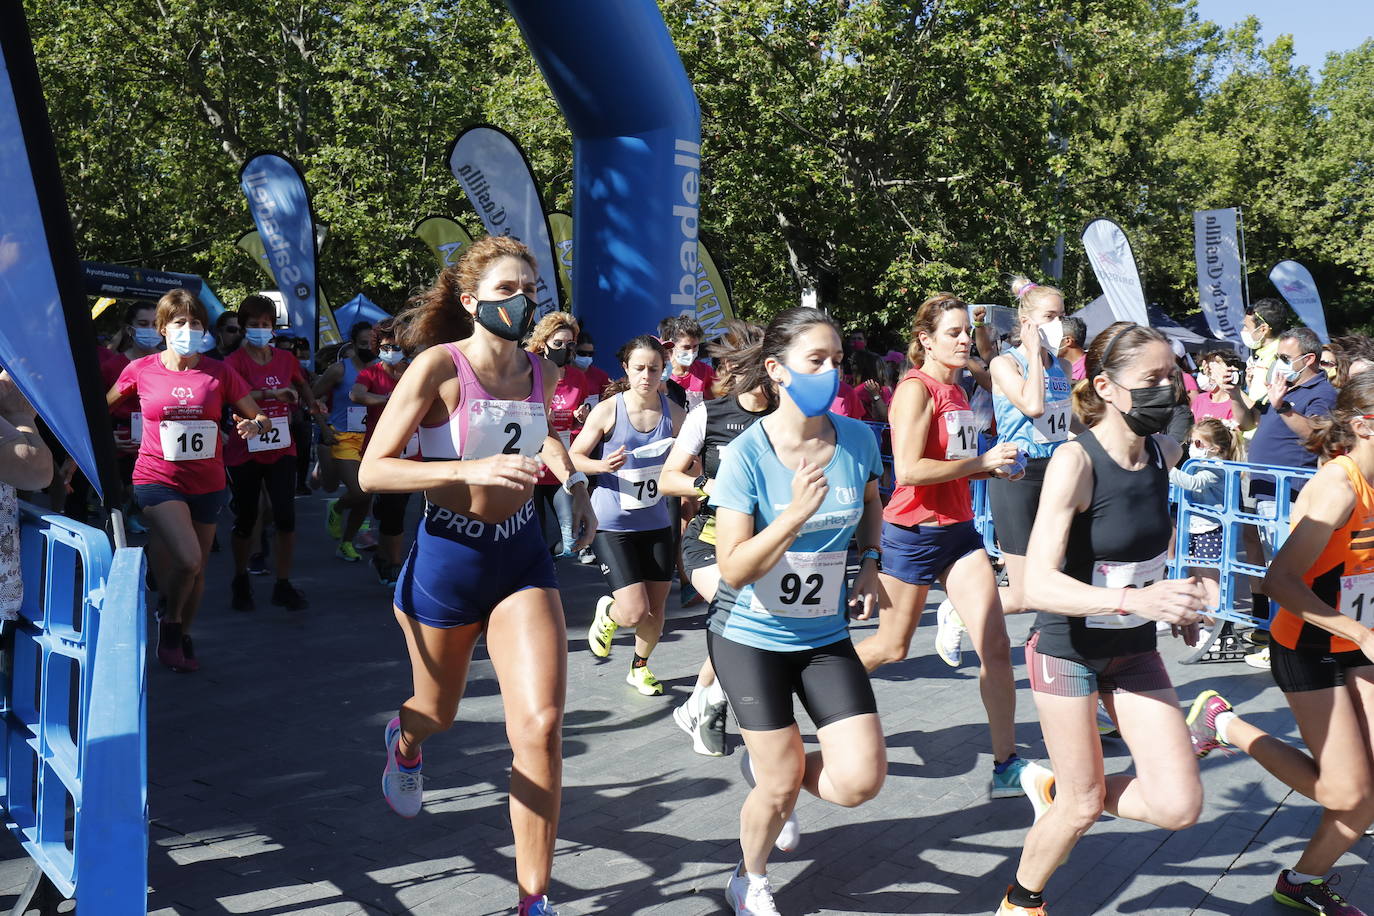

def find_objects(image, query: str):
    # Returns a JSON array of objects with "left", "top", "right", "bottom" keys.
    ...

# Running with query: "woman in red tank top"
[
  {"left": 852, "top": 295, "right": 1029, "bottom": 796},
  {"left": 1188, "top": 372, "right": 1374, "bottom": 915}
]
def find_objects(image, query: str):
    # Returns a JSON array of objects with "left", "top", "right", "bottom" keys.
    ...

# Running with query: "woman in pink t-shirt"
[
  {"left": 1189, "top": 350, "right": 1245, "bottom": 426},
  {"left": 527, "top": 312, "right": 593, "bottom": 557},
  {"left": 108, "top": 290, "right": 268, "bottom": 673}
]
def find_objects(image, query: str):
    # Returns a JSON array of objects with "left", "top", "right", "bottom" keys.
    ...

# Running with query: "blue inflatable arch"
[{"left": 504, "top": 0, "right": 701, "bottom": 370}]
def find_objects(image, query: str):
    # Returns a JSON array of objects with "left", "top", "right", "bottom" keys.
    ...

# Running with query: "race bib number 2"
[
  {"left": 159, "top": 420, "right": 217, "bottom": 462},
  {"left": 461, "top": 399, "right": 547, "bottom": 460},
  {"left": 1087, "top": 552, "right": 1166, "bottom": 629},
  {"left": 751, "top": 551, "right": 846, "bottom": 619}
]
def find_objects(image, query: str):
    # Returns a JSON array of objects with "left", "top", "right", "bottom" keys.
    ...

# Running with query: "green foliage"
[{"left": 24, "top": 0, "right": 1374, "bottom": 338}]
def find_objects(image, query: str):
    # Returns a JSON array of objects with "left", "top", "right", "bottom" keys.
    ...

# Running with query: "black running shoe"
[
  {"left": 231, "top": 573, "right": 255, "bottom": 612},
  {"left": 271, "top": 579, "right": 309, "bottom": 611}
]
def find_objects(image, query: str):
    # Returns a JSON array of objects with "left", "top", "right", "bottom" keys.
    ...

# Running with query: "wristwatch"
[
  {"left": 693, "top": 473, "right": 709, "bottom": 498},
  {"left": 562, "top": 470, "right": 589, "bottom": 493},
  {"left": 860, "top": 546, "right": 882, "bottom": 570},
  {"left": 1276, "top": 400, "right": 1294, "bottom": 415}
]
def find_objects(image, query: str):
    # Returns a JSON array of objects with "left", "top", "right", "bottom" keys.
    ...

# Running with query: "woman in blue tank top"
[
  {"left": 570, "top": 334, "right": 685, "bottom": 698},
  {"left": 357, "top": 237, "right": 595, "bottom": 916},
  {"left": 986, "top": 276, "right": 1076, "bottom": 618}
]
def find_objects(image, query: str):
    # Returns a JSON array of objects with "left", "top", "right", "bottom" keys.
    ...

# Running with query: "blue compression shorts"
[{"left": 395, "top": 500, "right": 559, "bottom": 628}]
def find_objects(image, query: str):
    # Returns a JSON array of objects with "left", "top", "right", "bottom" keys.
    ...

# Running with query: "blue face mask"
[
  {"left": 573, "top": 355, "right": 593, "bottom": 371},
  {"left": 132, "top": 327, "right": 162, "bottom": 349},
  {"left": 244, "top": 328, "right": 274, "bottom": 348},
  {"left": 782, "top": 364, "right": 840, "bottom": 418},
  {"left": 378, "top": 348, "right": 405, "bottom": 366},
  {"left": 167, "top": 327, "right": 207, "bottom": 357},
  {"left": 198, "top": 331, "right": 217, "bottom": 353}
]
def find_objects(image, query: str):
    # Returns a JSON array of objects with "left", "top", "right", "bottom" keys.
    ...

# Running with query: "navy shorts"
[
  {"left": 395, "top": 500, "right": 559, "bottom": 628},
  {"left": 881, "top": 519, "right": 984, "bottom": 586},
  {"left": 133, "top": 483, "right": 227, "bottom": 526}
]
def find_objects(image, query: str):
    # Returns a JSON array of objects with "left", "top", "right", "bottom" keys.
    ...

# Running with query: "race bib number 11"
[{"left": 1338, "top": 572, "right": 1374, "bottom": 625}]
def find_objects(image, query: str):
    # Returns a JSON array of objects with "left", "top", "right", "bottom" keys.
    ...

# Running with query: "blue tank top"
[
  {"left": 993, "top": 347, "right": 1072, "bottom": 460},
  {"left": 590, "top": 392, "right": 675, "bottom": 533},
  {"left": 329, "top": 358, "right": 363, "bottom": 431}
]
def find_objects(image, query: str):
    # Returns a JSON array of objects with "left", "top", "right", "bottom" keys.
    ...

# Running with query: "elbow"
[
  {"left": 717, "top": 560, "right": 746, "bottom": 591},
  {"left": 357, "top": 459, "right": 380, "bottom": 494},
  {"left": 1025, "top": 404, "right": 1046, "bottom": 419}
]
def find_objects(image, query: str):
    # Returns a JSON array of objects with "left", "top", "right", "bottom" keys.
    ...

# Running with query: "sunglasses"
[
  {"left": 577, "top": 350, "right": 595, "bottom": 358},
  {"left": 1321, "top": 359, "right": 1338, "bottom": 369},
  {"left": 223, "top": 326, "right": 242, "bottom": 334}
]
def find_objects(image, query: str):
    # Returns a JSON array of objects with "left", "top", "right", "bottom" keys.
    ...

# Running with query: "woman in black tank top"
[{"left": 997, "top": 323, "right": 1214, "bottom": 916}]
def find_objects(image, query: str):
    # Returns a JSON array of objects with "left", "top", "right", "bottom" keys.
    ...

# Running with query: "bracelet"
[
  {"left": 254, "top": 417, "right": 267, "bottom": 434},
  {"left": 1115, "top": 587, "right": 1130, "bottom": 616},
  {"left": 972, "top": 320, "right": 986, "bottom": 329}
]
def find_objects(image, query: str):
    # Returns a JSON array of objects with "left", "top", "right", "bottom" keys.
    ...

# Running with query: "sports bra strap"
[{"left": 443, "top": 342, "right": 480, "bottom": 393}]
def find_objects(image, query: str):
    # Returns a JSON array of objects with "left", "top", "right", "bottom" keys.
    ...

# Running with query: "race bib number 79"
[{"left": 750, "top": 551, "right": 846, "bottom": 619}]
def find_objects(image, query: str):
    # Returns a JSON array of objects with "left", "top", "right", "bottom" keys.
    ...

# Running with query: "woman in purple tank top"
[
  {"left": 571, "top": 335, "right": 685, "bottom": 698},
  {"left": 358, "top": 237, "right": 596, "bottom": 916}
]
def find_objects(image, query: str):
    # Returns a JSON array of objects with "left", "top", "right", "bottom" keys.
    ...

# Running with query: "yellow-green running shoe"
[
  {"left": 627, "top": 665, "right": 663, "bottom": 696},
  {"left": 587, "top": 595, "right": 618, "bottom": 658},
  {"left": 326, "top": 499, "right": 343, "bottom": 540},
  {"left": 336, "top": 539, "right": 361, "bottom": 563}
]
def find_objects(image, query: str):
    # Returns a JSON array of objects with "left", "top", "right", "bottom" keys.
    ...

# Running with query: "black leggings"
[
  {"left": 707, "top": 631, "right": 877, "bottom": 731},
  {"left": 374, "top": 492, "right": 412, "bottom": 538},
  {"left": 228, "top": 458, "right": 297, "bottom": 538}
]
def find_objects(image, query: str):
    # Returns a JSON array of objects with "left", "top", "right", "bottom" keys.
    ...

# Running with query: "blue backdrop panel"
[{"left": 504, "top": 0, "right": 701, "bottom": 371}]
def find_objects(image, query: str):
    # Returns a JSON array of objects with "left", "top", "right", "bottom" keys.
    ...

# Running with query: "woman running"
[
  {"left": 314, "top": 322, "right": 378, "bottom": 561},
  {"left": 224, "top": 294, "right": 318, "bottom": 612},
  {"left": 1189, "top": 371, "right": 1374, "bottom": 916},
  {"left": 573, "top": 335, "right": 685, "bottom": 696},
  {"left": 999, "top": 322, "right": 1213, "bottom": 916},
  {"left": 358, "top": 237, "right": 593, "bottom": 916},
  {"left": 108, "top": 289, "right": 269, "bottom": 672},
  {"left": 852, "top": 295, "right": 1026, "bottom": 796},
  {"left": 527, "top": 312, "right": 594, "bottom": 560},
  {"left": 986, "top": 277, "right": 1075, "bottom": 617},
  {"left": 709, "top": 307, "right": 886, "bottom": 915},
  {"left": 661, "top": 321, "right": 774, "bottom": 756},
  {"left": 352, "top": 317, "right": 418, "bottom": 587}
]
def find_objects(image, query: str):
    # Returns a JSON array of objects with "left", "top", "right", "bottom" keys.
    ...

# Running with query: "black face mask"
[
  {"left": 475, "top": 293, "right": 537, "bottom": 342},
  {"left": 355, "top": 347, "right": 375, "bottom": 363},
  {"left": 546, "top": 345, "right": 573, "bottom": 368},
  {"left": 1113, "top": 382, "right": 1175, "bottom": 437}
]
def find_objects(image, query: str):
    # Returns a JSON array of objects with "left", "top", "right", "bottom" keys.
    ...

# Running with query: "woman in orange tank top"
[{"left": 1188, "top": 372, "right": 1374, "bottom": 916}]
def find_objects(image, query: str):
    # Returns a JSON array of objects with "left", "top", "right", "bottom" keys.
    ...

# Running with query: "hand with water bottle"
[{"left": 985, "top": 444, "right": 1026, "bottom": 481}]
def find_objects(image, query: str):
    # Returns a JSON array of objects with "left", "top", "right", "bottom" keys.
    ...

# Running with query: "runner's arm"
[
  {"left": 890, "top": 377, "right": 995, "bottom": 486},
  {"left": 349, "top": 381, "right": 388, "bottom": 407}
]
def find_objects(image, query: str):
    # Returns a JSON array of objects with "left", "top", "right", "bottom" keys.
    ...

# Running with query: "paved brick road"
[{"left": 2, "top": 494, "right": 1369, "bottom": 915}]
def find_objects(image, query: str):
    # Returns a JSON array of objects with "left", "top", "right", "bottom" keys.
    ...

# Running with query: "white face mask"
[
  {"left": 1038, "top": 318, "right": 1064, "bottom": 352},
  {"left": 1196, "top": 371, "right": 1214, "bottom": 392},
  {"left": 1189, "top": 444, "right": 1216, "bottom": 461},
  {"left": 673, "top": 347, "right": 697, "bottom": 367},
  {"left": 1240, "top": 328, "right": 1262, "bottom": 349}
]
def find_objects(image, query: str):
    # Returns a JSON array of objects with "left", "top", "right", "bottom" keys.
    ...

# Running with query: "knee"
[
  {"left": 508, "top": 705, "right": 562, "bottom": 758},
  {"left": 1152, "top": 790, "right": 1202, "bottom": 831},
  {"left": 829, "top": 763, "right": 886, "bottom": 807},
  {"left": 165, "top": 549, "right": 201, "bottom": 581},
  {"left": 753, "top": 762, "right": 805, "bottom": 808},
  {"left": 614, "top": 598, "right": 649, "bottom": 626},
  {"left": 404, "top": 699, "right": 459, "bottom": 733},
  {"left": 1316, "top": 775, "right": 1374, "bottom": 813},
  {"left": 1057, "top": 783, "right": 1107, "bottom": 832},
  {"left": 975, "top": 625, "right": 1012, "bottom": 665}
]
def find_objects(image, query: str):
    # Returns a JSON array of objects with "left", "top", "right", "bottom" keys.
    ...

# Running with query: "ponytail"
[
  {"left": 1307, "top": 371, "right": 1374, "bottom": 461},
  {"left": 397, "top": 235, "right": 538, "bottom": 352}
]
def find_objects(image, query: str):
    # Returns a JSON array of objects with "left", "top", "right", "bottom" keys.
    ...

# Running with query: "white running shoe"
[
  {"left": 1020, "top": 761, "right": 1055, "bottom": 824},
  {"left": 381, "top": 716, "right": 423, "bottom": 817},
  {"left": 674, "top": 695, "right": 727, "bottom": 757},
  {"left": 1245, "top": 646, "right": 1271, "bottom": 670},
  {"left": 726, "top": 864, "right": 782, "bottom": 916},
  {"left": 935, "top": 599, "right": 964, "bottom": 667},
  {"left": 1096, "top": 699, "right": 1120, "bottom": 739},
  {"left": 740, "top": 750, "right": 801, "bottom": 852}
]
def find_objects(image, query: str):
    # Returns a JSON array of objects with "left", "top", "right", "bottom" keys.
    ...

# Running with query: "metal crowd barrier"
[
  {"left": 1169, "top": 458, "right": 1314, "bottom": 629},
  {"left": 2, "top": 504, "right": 147, "bottom": 913}
]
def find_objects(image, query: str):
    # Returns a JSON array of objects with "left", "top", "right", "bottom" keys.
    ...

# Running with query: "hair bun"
[{"left": 1010, "top": 275, "right": 1038, "bottom": 299}]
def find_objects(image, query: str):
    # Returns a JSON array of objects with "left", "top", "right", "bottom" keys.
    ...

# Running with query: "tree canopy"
[{"left": 26, "top": 0, "right": 1374, "bottom": 338}]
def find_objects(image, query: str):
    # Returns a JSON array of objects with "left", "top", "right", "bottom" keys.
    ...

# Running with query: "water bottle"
[{"left": 1004, "top": 448, "right": 1027, "bottom": 482}]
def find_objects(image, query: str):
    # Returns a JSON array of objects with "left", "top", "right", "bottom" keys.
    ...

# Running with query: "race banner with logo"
[
  {"left": 1192, "top": 209, "right": 1246, "bottom": 347},
  {"left": 238, "top": 154, "right": 339, "bottom": 352},
  {"left": 412, "top": 216, "right": 476, "bottom": 271},
  {"left": 0, "top": 7, "right": 118, "bottom": 500},
  {"left": 547, "top": 210, "right": 574, "bottom": 308},
  {"left": 1081, "top": 218, "right": 1149, "bottom": 327},
  {"left": 234, "top": 226, "right": 340, "bottom": 345},
  {"left": 1269, "top": 260, "right": 1329, "bottom": 343},
  {"left": 447, "top": 126, "right": 561, "bottom": 321},
  {"left": 694, "top": 242, "right": 734, "bottom": 341}
]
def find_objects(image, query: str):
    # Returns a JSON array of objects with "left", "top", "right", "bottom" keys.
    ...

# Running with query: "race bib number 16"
[{"left": 159, "top": 420, "right": 217, "bottom": 462}]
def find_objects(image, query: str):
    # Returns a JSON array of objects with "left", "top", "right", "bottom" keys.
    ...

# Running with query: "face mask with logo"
[
  {"left": 546, "top": 345, "right": 573, "bottom": 368},
  {"left": 167, "top": 327, "right": 207, "bottom": 357},
  {"left": 132, "top": 327, "right": 162, "bottom": 350},
  {"left": 573, "top": 355, "right": 594, "bottom": 370},
  {"left": 1196, "top": 371, "right": 1214, "bottom": 392},
  {"left": 673, "top": 347, "right": 698, "bottom": 368},
  {"left": 1188, "top": 444, "right": 1216, "bottom": 461},
  {"left": 1039, "top": 318, "right": 1064, "bottom": 352},
  {"left": 475, "top": 293, "right": 537, "bottom": 342},
  {"left": 1109, "top": 378, "right": 1175, "bottom": 437},
  {"left": 781, "top": 364, "right": 840, "bottom": 418},
  {"left": 378, "top": 348, "right": 405, "bottom": 366},
  {"left": 245, "top": 328, "right": 274, "bottom": 348}
]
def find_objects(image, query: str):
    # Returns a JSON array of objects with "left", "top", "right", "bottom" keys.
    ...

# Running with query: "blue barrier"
[
  {"left": 2, "top": 504, "right": 147, "bottom": 912},
  {"left": 1169, "top": 458, "right": 1314, "bottom": 629}
]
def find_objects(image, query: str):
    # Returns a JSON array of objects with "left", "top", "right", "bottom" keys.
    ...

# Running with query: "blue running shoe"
[
  {"left": 990, "top": 754, "right": 1029, "bottom": 799},
  {"left": 382, "top": 716, "right": 423, "bottom": 817}
]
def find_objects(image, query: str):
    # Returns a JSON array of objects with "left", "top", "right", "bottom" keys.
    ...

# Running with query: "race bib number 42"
[
  {"left": 247, "top": 410, "right": 291, "bottom": 454},
  {"left": 1087, "top": 552, "right": 1166, "bottom": 629},
  {"left": 750, "top": 551, "right": 846, "bottom": 619},
  {"left": 159, "top": 420, "right": 217, "bottom": 462}
]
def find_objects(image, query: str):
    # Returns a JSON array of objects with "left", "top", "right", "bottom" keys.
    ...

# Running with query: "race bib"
[
  {"left": 345, "top": 405, "right": 368, "bottom": 434},
  {"left": 130, "top": 411, "right": 143, "bottom": 444},
  {"left": 584, "top": 394, "right": 600, "bottom": 408},
  {"left": 1338, "top": 572, "right": 1374, "bottom": 625},
  {"left": 617, "top": 463, "right": 665, "bottom": 510},
  {"left": 558, "top": 429, "right": 573, "bottom": 450},
  {"left": 751, "top": 551, "right": 847, "bottom": 619},
  {"left": 400, "top": 433, "right": 421, "bottom": 460},
  {"left": 159, "top": 419, "right": 217, "bottom": 462},
  {"left": 1031, "top": 400, "right": 1070, "bottom": 444},
  {"left": 461, "top": 399, "right": 547, "bottom": 460},
  {"left": 246, "top": 414, "right": 292, "bottom": 454},
  {"left": 1087, "top": 552, "right": 1166, "bottom": 629},
  {"left": 944, "top": 409, "right": 977, "bottom": 460},
  {"left": 686, "top": 390, "right": 705, "bottom": 412}
]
